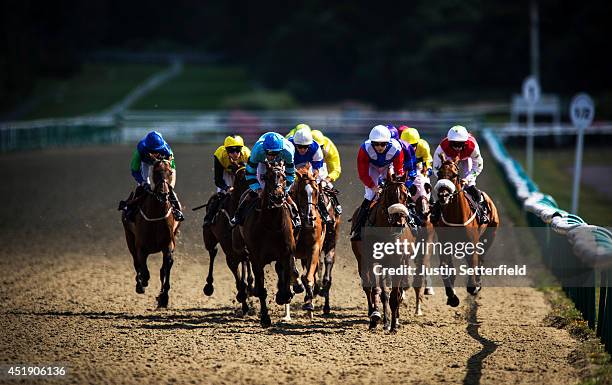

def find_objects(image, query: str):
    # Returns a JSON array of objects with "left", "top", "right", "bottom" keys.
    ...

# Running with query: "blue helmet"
[
  {"left": 262, "top": 132, "right": 284, "bottom": 153},
  {"left": 144, "top": 131, "right": 165, "bottom": 151},
  {"left": 386, "top": 124, "right": 399, "bottom": 140}
]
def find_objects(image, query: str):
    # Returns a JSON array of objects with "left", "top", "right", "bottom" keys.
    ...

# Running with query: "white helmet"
[
  {"left": 447, "top": 125, "right": 469, "bottom": 142},
  {"left": 293, "top": 128, "right": 314, "bottom": 146},
  {"left": 369, "top": 125, "right": 391, "bottom": 142}
]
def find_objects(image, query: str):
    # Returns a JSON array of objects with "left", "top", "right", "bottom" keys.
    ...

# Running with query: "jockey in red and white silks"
[{"left": 433, "top": 125, "right": 488, "bottom": 223}]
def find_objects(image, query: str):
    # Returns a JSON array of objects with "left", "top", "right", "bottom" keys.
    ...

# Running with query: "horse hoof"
[
  {"left": 260, "top": 314, "right": 272, "bottom": 328},
  {"left": 323, "top": 304, "right": 331, "bottom": 315},
  {"left": 424, "top": 287, "right": 435, "bottom": 296},
  {"left": 236, "top": 291, "right": 248, "bottom": 303},
  {"left": 302, "top": 302, "right": 314, "bottom": 312},
  {"left": 241, "top": 302, "right": 249, "bottom": 317},
  {"left": 415, "top": 309, "right": 423, "bottom": 316},
  {"left": 446, "top": 295, "right": 460, "bottom": 307},
  {"left": 203, "top": 283, "right": 214, "bottom": 296},
  {"left": 293, "top": 283, "right": 304, "bottom": 294},
  {"left": 313, "top": 284, "right": 321, "bottom": 297},
  {"left": 248, "top": 286, "right": 257, "bottom": 297},
  {"left": 369, "top": 310, "right": 382, "bottom": 329},
  {"left": 467, "top": 286, "right": 481, "bottom": 296},
  {"left": 156, "top": 293, "right": 169, "bottom": 308},
  {"left": 136, "top": 282, "right": 145, "bottom": 294}
]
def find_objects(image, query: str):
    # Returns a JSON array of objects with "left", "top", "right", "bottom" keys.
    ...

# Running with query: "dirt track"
[{"left": 0, "top": 144, "right": 582, "bottom": 384}]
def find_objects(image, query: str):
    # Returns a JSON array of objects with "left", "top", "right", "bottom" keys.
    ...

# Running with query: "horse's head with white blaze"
[
  {"left": 434, "top": 154, "right": 460, "bottom": 206},
  {"left": 409, "top": 168, "right": 432, "bottom": 220},
  {"left": 290, "top": 166, "right": 320, "bottom": 226},
  {"left": 381, "top": 169, "right": 410, "bottom": 227}
]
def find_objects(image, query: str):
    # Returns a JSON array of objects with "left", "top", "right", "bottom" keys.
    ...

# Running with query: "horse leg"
[
  {"left": 228, "top": 257, "right": 248, "bottom": 316},
  {"left": 134, "top": 249, "right": 148, "bottom": 294},
  {"left": 203, "top": 244, "right": 217, "bottom": 296},
  {"left": 440, "top": 254, "right": 459, "bottom": 307},
  {"left": 156, "top": 249, "right": 174, "bottom": 308},
  {"left": 291, "top": 255, "right": 304, "bottom": 294},
  {"left": 390, "top": 285, "right": 402, "bottom": 333},
  {"left": 369, "top": 284, "right": 383, "bottom": 330},
  {"left": 381, "top": 281, "right": 392, "bottom": 332},
  {"left": 413, "top": 252, "right": 425, "bottom": 316},
  {"left": 302, "top": 248, "right": 320, "bottom": 318},
  {"left": 246, "top": 260, "right": 256, "bottom": 296},
  {"left": 253, "top": 263, "right": 271, "bottom": 328},
  {"left": 467, "top": 251, "right": 482, "bottom": 295},
  {"left": 321, "top": 248, "right": 335, "bottom": 315},
  {"left": 275, "top": 257, "right": 293, "bottom": 306}
]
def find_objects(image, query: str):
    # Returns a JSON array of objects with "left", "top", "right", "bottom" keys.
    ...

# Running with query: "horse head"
[
  {"left": 263, "top": 159, "right": 287, "bottom": 208},
  {"left": 409, "top": 170, "right": 432, "bottom": 221},
  {"left": 380, "top": 172, "right": 410, "bottom": 227},
  {"left": 291, "top": 166, "right": 320, "bottom": 225},
  {"left": 435, "top": 154, "right": 460, "bottom": 206},
  {"left": 151, "top": 158, "right": 173, "bottom": 203}
]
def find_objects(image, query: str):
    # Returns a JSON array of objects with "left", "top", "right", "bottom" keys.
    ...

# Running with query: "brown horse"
[
  {"left": 351, "top": 171, "right": 414, "bottom": 332},
  {"left": 315, "top": 181, "right": 341, "bottom": 315},
  {"left": 202, "top": 167, "right": 254, "bottom": 315},
  {"left": 232, "top": 160, "right": 295, "bottom": 327},
  {"left": 407, "top": 170, "right": 436, "bottom": 316},
  {"left": 122, "top": 159, "right": 180, "bottom": 308},
  {"left": 434, "top": 156, "right": 500, "bottom": 307},
  {"left": 285, "top": 167, "right": 325, "bottom": 320}
]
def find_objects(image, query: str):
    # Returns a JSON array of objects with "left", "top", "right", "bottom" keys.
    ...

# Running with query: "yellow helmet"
[
  {"left": 295, "top": 123, "right": 311, "bottom": 132},
  {"left": 400, "top": 127, "right": 420, "bottom": 145},
  {"left": 311, "top": 129, "right": 325, "bottom": 144},
  {"left": 224, "top": 135, "right": 244, "bottom": 148}
]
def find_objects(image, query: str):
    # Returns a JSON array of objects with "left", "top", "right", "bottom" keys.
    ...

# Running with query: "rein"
[{"left": 437, "top": 171, "right": 477, "bottom": 226}]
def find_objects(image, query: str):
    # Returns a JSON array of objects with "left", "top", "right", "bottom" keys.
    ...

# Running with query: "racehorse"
[
  {"left": 122, "top": 158, "right": 180, "bottom": 308},
  {"left": 232, "top": 160, "right": 296, "bottom": 327},
  {"left": 285, "top": 167, "right": 325, "bottom": 320},
  {"left": 351, "top": 170, "right": 414, "bottom": 332},
  {"left": 201, "top": 167, "right": 254, "bottom": 315},
  {"left": 407, "top": 169, "right": 435, "bottom": 316},
  {"left": 315, "top": 181, "right": 341, "bottom": 315},
  {"left": 434, "top": 156, "right": 500, "bottom": 307}
]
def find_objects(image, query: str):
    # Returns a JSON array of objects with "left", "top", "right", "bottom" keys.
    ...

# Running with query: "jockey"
[
  {"left": 311, "top": 129, "right": 341, "bottom": 183},
  {"left": 121, "top": 131, "right": 184, "bottom": 221},
  {"left": 231, "top": 132, "right": 301, "bottom": 230},
  {"left": 288, "top": 128, "right": 332, "bottom": 224},
  {"left": 203, "top": 135, "right": 251, "bottom": 226},
  {"left": 349, "top": 125, "right": 405, "bottom": 241},
  {"left": 400, "top": 126, "right": 433, "bottom": 174},
  {"left": 433, "top": 125, "right": 488, "bottom": 223},
  {"left": 311, "top": 129, "right": 342, "bottom": 216},
  {"left": 388, "top": 124, "right": 417, "bottom": 187}
]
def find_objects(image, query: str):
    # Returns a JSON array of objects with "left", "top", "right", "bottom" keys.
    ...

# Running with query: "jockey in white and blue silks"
[
  {"left": 288, "top": 128, "right": 333, "bottom": 223},
  {"left": 232, "top": 132, "right": 300, "bottom": 228}
]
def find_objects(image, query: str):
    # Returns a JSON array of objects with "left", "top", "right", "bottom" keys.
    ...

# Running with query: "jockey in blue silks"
[
  {"left": 387, "top": 124, "right": 417, "bottom": 187},
  {"left": 231, "top": 132, "right": 301, "bottom": 229},
  {"left": 119, "top": 131, "right": 184, "bottom": 221}
]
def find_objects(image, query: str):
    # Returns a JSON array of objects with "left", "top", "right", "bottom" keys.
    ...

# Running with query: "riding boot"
[
  {"left": 318, "top": 195, "right": 333, "bottom": 225},
  {"left": 465, "top": 185, "right": 489, "bottom": 224},
  {"left": 350, "top": 198, "right": 371, "bottom": 241},
  {"left": 203, "top": 193, "right": 221, "bottom": 226},
  {"left": 286, "top": 195, "right": 302, "bottom": 238},
  {"left": 430, "top": 201, "right": 441, "bottom": 224},
  {"left": 168, "top": 189, "right": 185, "bottom": 222}
]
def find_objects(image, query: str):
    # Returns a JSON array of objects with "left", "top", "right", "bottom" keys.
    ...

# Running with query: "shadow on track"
[{"left": 463, "top": 297, "right": 498, "bottom": 385}]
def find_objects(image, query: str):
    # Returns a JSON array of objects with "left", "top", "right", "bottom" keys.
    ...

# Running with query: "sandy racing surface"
[{"left": 0, "top": 144, "right": 582, "bottom": 384}]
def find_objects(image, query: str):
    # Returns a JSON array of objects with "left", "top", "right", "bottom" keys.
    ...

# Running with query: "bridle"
[
  {"left": 380, "top": 178, "right": 409, "bottom": 226},
  {"left": 292, "top": 172, "right": 319, "bottom": 225},
  {"left": 263, "top": 161, "right": 287, "bottom": 209}
]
